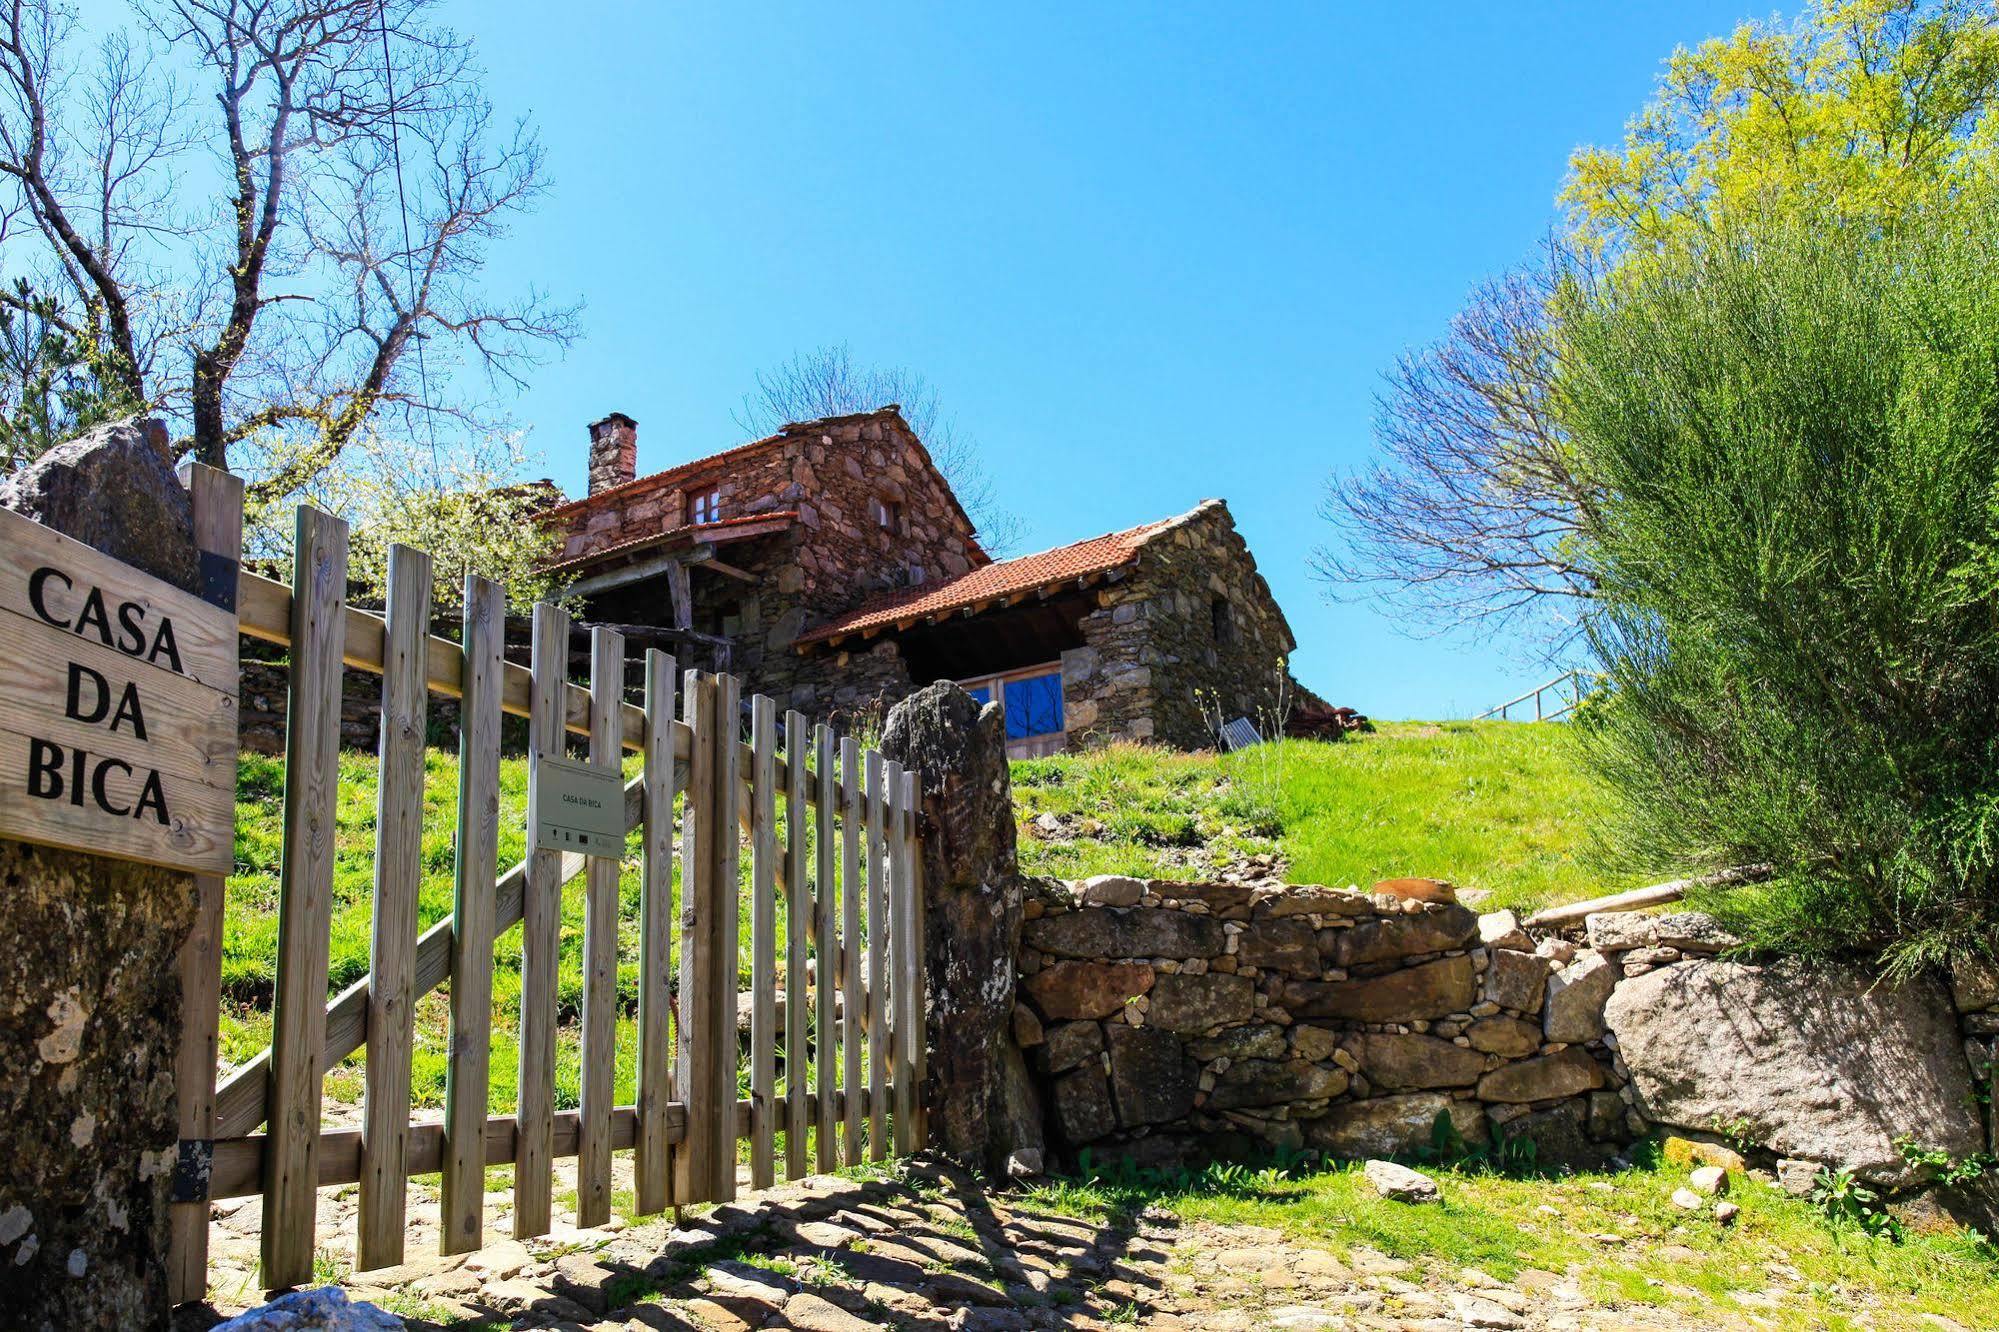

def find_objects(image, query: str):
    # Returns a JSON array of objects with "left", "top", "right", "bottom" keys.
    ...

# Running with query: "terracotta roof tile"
[{"left": 795, "top": 505, "right": 1210, "bottom": 647}]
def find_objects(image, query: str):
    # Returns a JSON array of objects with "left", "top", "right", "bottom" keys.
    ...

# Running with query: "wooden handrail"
[{"left": 1477, "top": 668, "right": 1596, "bottom": 721}]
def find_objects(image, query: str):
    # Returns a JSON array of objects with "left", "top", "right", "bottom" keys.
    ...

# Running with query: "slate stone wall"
[
  {"left": 1064, "top": 501, "right": 1294, "bottom": 750},
  {"left": 1013, "top": 876, "right": 1645, "bottom": 1169}
]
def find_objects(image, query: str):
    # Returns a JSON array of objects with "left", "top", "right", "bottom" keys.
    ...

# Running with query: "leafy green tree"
[
  {"left": 1332, "top": 0, "right": 1999, "bottom": 642},
  {"left": 247, "top": 428, "right": 565, "bottom": 615},
  {"left": 1563, "top": 0, "right": 1999, "bottom": 257},
  {"left": 1559, "top": 193, "right": 1999, "bottom": 972},
  {"left": 0, "top": 278, "right": 136, "bottom": 469}
]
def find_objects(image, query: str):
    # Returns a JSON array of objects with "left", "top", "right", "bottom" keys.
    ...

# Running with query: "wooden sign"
[
  {"left": 530, "top": 752, "right": 625, "bottom": 855},
  {"left": 0, "top": 505, "right": 239, "bottom": 875}
]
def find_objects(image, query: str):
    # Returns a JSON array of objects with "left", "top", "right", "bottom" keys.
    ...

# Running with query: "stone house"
[{"left": 540, "top": 407, "right": 1296, "bottom": 755}]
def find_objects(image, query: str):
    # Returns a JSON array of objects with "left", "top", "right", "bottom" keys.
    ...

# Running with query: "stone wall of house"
[
  {"left": 1014, "top": 876, "right": 1641, "bottom": 1168},
  {"left": 547, "top": 408, "right": 979, "bottom": 729},
  {"left": 1063, "top": 501, "right": 1294, "bottom": 750},
  {"left": 552, "top": 408, "right": 983, "bottom": 618}
]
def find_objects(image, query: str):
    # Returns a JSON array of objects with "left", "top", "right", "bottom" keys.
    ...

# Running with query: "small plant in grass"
[
  {"left": 1419, "top": 1108, "right": 1540, "bottom": 1176},
  {"left": 1896, "top": 1137, "right": 1994, "bottom": 1189},
  {"left": 1709, "top": 1115, "right": 1760, "bottom": 1158},
  {"left": 1807, "top": 1167, "right": 1901, "bottom": 1241}
]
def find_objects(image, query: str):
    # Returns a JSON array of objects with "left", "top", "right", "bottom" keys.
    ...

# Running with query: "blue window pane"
[
  {"left": 965, "top": 684, "right": 992, "bottom": 707},
  {"left": 1002, "top": 673, "right": 1064, "bottom": 740}
]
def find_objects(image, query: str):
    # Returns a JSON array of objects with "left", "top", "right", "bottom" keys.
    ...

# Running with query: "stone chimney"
[{"left": 588, "top": 412, "right": 638, "bottom": 494}]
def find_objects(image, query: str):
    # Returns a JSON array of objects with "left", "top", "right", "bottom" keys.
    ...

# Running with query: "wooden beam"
[
  {"left": 1523, "top": 865, "right": 1770, "bottom": 929},
  {"left": 703, "top": 557, "right": 757, "bottom": 583},
  {"left": 210, "top": 1091, "right": 896, "bottom": 1200},
  {"left": 563, "top": 543, "right": 715, "bottom": 600}
]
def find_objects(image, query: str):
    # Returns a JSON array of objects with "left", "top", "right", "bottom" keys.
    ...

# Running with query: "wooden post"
[
  {"left": 357, "top": 544, "right": 433, "bottom": 1270},
  {"left": 782, "top": 709, "right": 810, "bottom": 1181},
  {"left": 261, "top": 506, "right": 349, "bottom": 1289},
  {"left": 865, "top": 750, "right": 888, "bottom": 1161},
  {"left": 168, "top": 463, "right": 242, "bottom": 1306},
  {"left": 442, "top": 575, "right": 505, "bottom": 1254},
  {"left": 714, "top": 671, "right": 741, "bottom": 1200},
  {"left": 666, "top": 559, "right": 692, "bottom": 632},
  {"left": 839, "top": 735, "right": 864, "bottom": 1163},
  {"left": 634, "top": 650, "right": 678, "bottom": 1215},
  {"left": 515, "top": 601, "right": 568, "bottom": 1238},
  {"left": 908, "top": 795, "right": 929, "bottom": 1149},
  {"left": 681, "top": 672, "right": 738, "bottom": 1203},
  {"left": 892, "top": 765, "right": 920, "bottom": 1156},
  {"left": 577, "top": 625, "right": 624, "bottom": 1227},
  {"left": 813, "top": 723, "right": 838, "bottom": 1172},
  {"left": 749, "top": 694, "right": 778, "bottom": 1190}
]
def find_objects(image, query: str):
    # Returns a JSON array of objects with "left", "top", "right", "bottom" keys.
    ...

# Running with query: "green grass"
[
  {"left": 1014, "top": 722, "right": 1624, "bottom": 914},
  {"left": 220, "top": 748, "right": 852, "bottom": 1121},
  {"left": 216, "top": 719, "right": 1614, "bottom": 1110},
  {"left": 1021, "top": 1148, "right": 1999, "bottom": 1332}
]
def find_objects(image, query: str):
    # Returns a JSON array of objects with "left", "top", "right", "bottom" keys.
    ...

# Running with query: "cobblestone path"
[{"left": 182, "top": 1155, "right": 1968, "bottom": 1332}]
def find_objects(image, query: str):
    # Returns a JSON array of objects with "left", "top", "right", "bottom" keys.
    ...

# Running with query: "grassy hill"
[
  {"left": 214, "top": 719, "right": 1612, "bottom": 1113},
  {"left": 1014, "top": 721, "right": 1614, "bottom": 912}
]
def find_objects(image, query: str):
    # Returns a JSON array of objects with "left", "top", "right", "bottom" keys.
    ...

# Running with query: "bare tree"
[
  {"left": 1314, "top": 262, "right": 1601, "bottom": 645},
  {"left": 735, "top": 342, "right": 1023, "bottom": 555},
  {"left": 0, "top": 0, "right": 576, "bottom": 501}
]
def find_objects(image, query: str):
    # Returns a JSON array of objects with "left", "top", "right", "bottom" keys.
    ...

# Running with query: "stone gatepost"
[
  {"left": 880, "top": 681, "right": 1046, "bottom": 1178},
  {"left": 0, "top": 420, "right": 209, "bottom": 1330}
]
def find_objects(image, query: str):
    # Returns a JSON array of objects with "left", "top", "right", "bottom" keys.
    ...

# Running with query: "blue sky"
[{"left": 449, "top": 2, "right": 1750, "bottom": 718}]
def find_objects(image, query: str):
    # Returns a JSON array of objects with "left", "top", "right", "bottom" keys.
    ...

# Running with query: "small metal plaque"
[{"left": 530, "top": 752, "right": 625, "bottom": 855}]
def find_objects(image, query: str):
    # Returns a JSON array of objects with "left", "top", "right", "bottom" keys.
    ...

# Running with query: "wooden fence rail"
[{"left": 170, "top": 505, "right": 929, "bottom": 1301}]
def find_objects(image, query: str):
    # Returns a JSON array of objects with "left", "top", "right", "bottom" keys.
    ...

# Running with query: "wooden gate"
[{"left": 169, "top": 506, "right": 928, "bottom": 1300}]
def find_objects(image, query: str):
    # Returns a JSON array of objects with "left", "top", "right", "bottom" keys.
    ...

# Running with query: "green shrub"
[{"left": 1560, "top": 191, "right": 1999, "bottom": 974}]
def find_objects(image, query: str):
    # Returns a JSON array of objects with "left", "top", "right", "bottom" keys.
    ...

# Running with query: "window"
[
  {"left": 1211, "top": 597, "right": 1235, "bottom": 645},
  {"left": 1002, "top": 672, "right": 1064, "bottom": 741},
  {"left": 872, "top": 496, "right": 902, "bottom": 531},
  {"left": 689, "top": 489, "right": 721, "bottom": 525},
  {"left": 957, "top": 665, "right": 1064, "bottom": 742}
]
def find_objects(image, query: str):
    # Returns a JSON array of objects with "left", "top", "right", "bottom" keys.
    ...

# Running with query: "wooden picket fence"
[{"left": 169, "top": 505, "right": 928, "bottom": 1300}]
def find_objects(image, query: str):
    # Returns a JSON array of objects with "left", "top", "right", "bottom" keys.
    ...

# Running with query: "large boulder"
[
  {"left": 1605, "top": 958, "right": 1985, "bottom": 1186},
  {"left": 882, "top": 683, "right": 1043, "bottom": 1176},
  {"left": 212, "top": 1287, "right": 403, "bottom": 1330},
  {"left": 0, "top": 419, "right": 204, "bottom": 1328},
  {"left": 0, "top": 417, "right": 198, "bottom": 592}
]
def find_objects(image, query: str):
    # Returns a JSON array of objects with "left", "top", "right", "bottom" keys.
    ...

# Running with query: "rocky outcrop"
[
  {"left": 0, "top": 419, "right": 204, "bottom": 1330},
  {"left": 1605, "top": 958, "right": 1985, "bottom": 1186},
  {"left": 880, "top": 682, "right": 1043, "bottom": 1178}
]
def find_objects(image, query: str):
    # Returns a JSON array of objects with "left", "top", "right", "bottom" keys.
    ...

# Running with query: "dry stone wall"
[
  {"left": 1013, "top": 877, "right": 1645, "bottom": 1168},
  {"left": 1062, "top": 501, "right": 1293, "bottom": 750}
]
